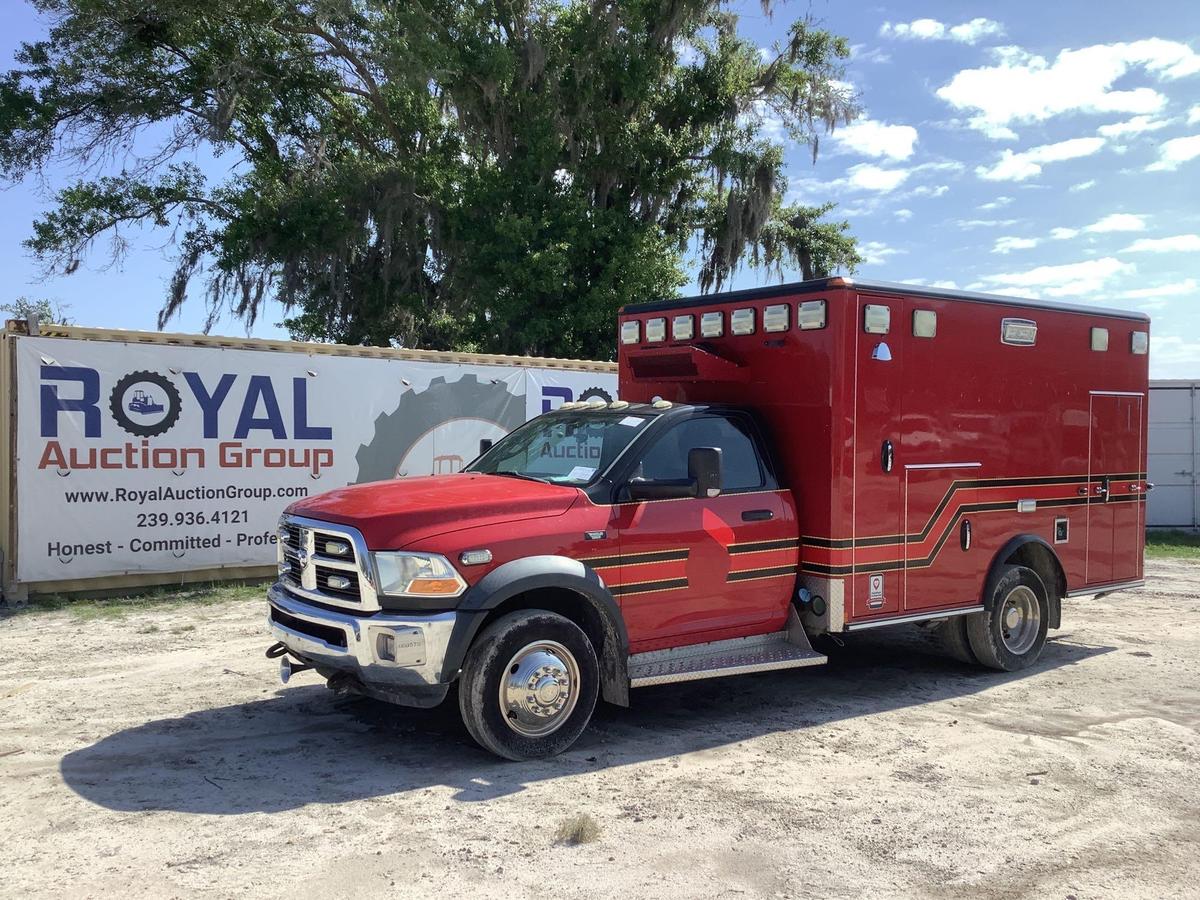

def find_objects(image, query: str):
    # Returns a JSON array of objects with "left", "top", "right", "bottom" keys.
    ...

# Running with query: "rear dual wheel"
[
  {"left": 458, "top": 610, "right": 599, "bottom": 761},
  {"left": 966, "top": 565, "right": 1049, "bottom": 671}
]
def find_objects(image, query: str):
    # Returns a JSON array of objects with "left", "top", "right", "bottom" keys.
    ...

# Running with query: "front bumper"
[{"left": 267, "top": 582, "right": 458, "bottom": 690}]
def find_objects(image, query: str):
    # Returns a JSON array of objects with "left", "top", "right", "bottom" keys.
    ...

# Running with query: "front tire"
[
  {"left": 458, "top": 610, "right": 599, "bottom": 760},
  {"left": 966, "top": 565, "right": 1049, "bottom": 671}
]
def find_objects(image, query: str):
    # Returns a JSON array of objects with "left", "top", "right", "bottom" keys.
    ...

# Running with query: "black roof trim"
[{"left": 621, "top": 277, "right": 1151, "bottom": 323}]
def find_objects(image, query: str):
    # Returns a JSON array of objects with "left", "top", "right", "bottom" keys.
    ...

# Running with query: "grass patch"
[
  {"left": 1146, "top": 530, "right": 1200, "bottom": 560},
  {"left": 554, "top": 813, "right": 601, "bottom": 846},
  {"left": 8, "top": 581, "right": 266, "bottom": 621}
]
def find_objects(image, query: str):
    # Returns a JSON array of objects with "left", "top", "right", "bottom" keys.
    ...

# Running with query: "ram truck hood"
[{"left": 286, "top": 474, "right": 580, "bottom": 549}]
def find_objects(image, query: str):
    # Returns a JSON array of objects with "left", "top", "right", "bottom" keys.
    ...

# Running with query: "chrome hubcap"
[
  {"left": 999, "top": 585, "right": 1041, "bottom": 655},
  {"left": 499, "top": 640, "right": 580, "bottom": 738}
]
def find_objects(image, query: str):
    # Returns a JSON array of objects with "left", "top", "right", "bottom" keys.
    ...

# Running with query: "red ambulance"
[{"left": 266, "top": 278, "right": 1151, "bottom": 759}]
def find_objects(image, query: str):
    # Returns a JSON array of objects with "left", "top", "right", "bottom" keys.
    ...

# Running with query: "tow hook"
[
  {"left": 280, "top": 655, "right": 312, "bottom": 684},
  {"left": 267, "top": 642, "right": 313, "bottom": 683}
]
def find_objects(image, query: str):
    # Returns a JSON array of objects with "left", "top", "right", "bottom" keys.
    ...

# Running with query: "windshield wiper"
[{"left": 488, "top": 471, "right": 550, "bottom": 484}]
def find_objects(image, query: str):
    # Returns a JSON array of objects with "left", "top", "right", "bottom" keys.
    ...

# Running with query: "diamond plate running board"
[{"left": 628, "top": 608, "right": 826, "bottom": 688}]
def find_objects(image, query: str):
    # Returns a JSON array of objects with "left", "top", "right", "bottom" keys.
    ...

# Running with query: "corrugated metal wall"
[{"left": 1148, "top": 380, "right": 1199, "bottom": 530}]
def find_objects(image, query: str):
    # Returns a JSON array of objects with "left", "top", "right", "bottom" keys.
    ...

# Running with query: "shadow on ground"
[{"left": 60, "top": 629, "right": 1112, "bottom": 813}]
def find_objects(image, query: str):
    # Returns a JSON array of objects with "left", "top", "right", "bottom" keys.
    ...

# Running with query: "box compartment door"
[
  {"left": 850, "top": 295, "right": 905, "bottom": 619},
  {"left": 1087, "top": 393, "right": 1145, "bottom": 585}
]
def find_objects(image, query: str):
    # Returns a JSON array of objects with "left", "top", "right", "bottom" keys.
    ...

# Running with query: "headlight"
[{"left": 373, "top": 551, "right": 467, "bottom": 598}]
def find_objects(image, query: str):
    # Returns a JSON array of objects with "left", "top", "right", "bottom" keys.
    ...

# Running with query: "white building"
[{"left": 1148, "top": 380, "right": 1199, "bottom": 530}]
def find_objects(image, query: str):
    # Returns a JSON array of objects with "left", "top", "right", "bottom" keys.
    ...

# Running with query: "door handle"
[
  {"left": 742, "top": 509, "right": 774, "bottom": 522},
  {"left": 881, "top": 440, "right": 894, "bottom": 473}
]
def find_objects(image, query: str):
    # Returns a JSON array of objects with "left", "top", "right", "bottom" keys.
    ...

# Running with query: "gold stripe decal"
[
  {"left": 727, "top": 564, "right": 798, "bottom": 583},
  {"left": 610, "top": 577, "right": 689, "bottom": 597},
  {"left": 728, "top": 538, "right": 799, "bottom": 555},
  {"left": 579, "top": 548, "right": 690, "bottom": 570}
]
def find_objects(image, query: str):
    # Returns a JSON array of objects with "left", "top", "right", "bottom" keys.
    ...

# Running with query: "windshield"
[{"left": 466, "top": 410, "right": 654, "bottom": 486}]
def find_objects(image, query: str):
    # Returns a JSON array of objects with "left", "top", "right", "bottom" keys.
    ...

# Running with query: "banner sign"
[{"left": 14, "top": 336, "right": 616, "bottom": 582}]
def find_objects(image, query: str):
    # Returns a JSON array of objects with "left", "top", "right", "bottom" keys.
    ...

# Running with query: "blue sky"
[{"left": 2, "top": 1, "right": 1198, "bottom": 376}]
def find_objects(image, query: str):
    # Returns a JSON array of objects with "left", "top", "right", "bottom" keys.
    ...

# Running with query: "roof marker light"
[
  {"left": 652, "top": 399, "right": 673, "bottom": 409},
  {"left": 701, "top": 311, "right": 724, "bottom": 338},
  {"left": 609, "top": 400, "right": 630, "bottom": 410},
  {"left": 864, "top": 304, "right": 891, "bottom": 335},
  {"left": 798, "top": 300, "right": 827, "bottom": 330},
  {"left": 1001, "top": 318, "right": 1037, "bottom": 346},
  {"left": 731, "top": 308, "right": 755, "bottom": 335},
  {"left": 763, "top": 304, "right": 790, "bottom": 333}
]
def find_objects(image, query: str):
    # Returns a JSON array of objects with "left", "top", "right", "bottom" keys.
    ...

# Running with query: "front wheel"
[
  {"left": 966, "top": 565, "right": 1049, "bottom": 671},
  {"left": 458, "top": 610, "right": 599, "bottom": 760}
]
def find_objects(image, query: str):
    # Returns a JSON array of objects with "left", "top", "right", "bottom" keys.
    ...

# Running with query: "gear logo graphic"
[
  {"left": 354, "top": 375, "right": 528, "bottom": 483},
  {"left": 109, "top": 371, "right": 183, "bottom": 437},
  {"left": 577, "top": 386, "right": 614, "bottom": 403}
]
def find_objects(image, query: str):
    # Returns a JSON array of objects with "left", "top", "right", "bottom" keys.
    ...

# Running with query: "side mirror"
[
  {"left": 622, "top": 447, "right": 723, "bottom": 501},
  {"left": 688, "top": 447, "right": 722, "bottom": 498},
  {"left": 479, "top": 438, "right": 494, "bottom": 455}
]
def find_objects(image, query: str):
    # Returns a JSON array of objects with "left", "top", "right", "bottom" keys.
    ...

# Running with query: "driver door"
[{"left": 613, "top": 414, "right": 797, "bottom": 650}]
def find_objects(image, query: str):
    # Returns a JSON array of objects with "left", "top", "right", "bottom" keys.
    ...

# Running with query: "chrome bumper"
[{"left": 266, "top": 583, "right": 457, "bottom": 688}]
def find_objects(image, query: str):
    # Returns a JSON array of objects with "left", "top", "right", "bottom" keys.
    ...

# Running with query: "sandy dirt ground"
[{"left": 2, "top": 559, "right": 1198, "bottom": 900}]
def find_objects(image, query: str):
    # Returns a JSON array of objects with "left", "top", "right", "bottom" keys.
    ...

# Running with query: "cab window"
[{"left": 636, "top": 416, "right": 765, "bottom": 491}]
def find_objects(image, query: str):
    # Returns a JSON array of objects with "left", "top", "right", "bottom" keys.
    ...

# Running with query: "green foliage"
[
  {"left": 1, "top": 1, "right": 861, "bottom": 357},
  {"left": 1, "top": 295, "right": 74, "bottom": 324},
  {"left": 753, "top": 200, "right": 863, "bottom": 281},
  {"left": 1145, "top": 530, "right": 1200, "bottom": 560},
  {"left": 13, "top": 580, "right": 264, "bottom": 619}
]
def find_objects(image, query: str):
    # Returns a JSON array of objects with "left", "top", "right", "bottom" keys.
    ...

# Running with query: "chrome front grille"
[{"left": 278, "top": 515, "right": 378, "bottom": 611}]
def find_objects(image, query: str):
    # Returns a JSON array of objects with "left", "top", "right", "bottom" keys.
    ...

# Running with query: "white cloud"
[
  {"left": 957, "top": 218, "right": 1019, "bottom": 228},
  {"left": 1119, "top": 278, "right": 1197, "bottom": 299},
  {"left": 1146, "top": 135, "right": 1200, "bottom": 171},
  {"left": 1097, "top": 116, "right": 1171, "bottom": 138},
  {"left": 993, "top": 236, "right": 1040, "bottom": 254},
  {"left": 1122, "top": 234, "right": 1200, "bottom": 253},
  {"left": 880, "top": 18, "right": 1004, "bottom": 44},
  {"left": 1190, "top": 105, "right": 1200, "bottom": 125},
  {"left": 851, "top": 44, "right": 892, "bottom": 65},
  {"left": 860, "top": 241, "right": 904, "bottom": 266},
  {"left": 1151, "top": 336, "right": 1200, "bottom": 378},
  {"left": 981, "top": 257, "right": 1135, "bottom": 298},
  {"left": 845, "top": 163, "right": 912, "bottom": 192},
  {"left": 830, "top": 119, "right": 919, "bottom": 160},
  {"left": 1049, "top": 214, "right": 1148, "bottom": 242},
  {"left": 894, "top": 208, "right": 913, "bottom": 221},
  {"left": 901, "top": 278, "right": 959, "bottom": 289},
  {"left": 936, "top": 39, "right": 1200, "bottom": 139},
  {"left": 979, "top": 196, "right": 1012, "bottom": 210},
  {"left": 1070, "top": 179, "right": 1097, "bottom": 192},
  {"left": 976, "top": 137, "right": 1106, "bottom": 181},
  {"left": 1086, "top": 213, "right": 1147, "bottom": 233},
  {"left": 823, "top": 160, "right": 960, "bottom": 194},
  {"left": 910, "top": 184, "right": 950, "bottom": 198}
]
